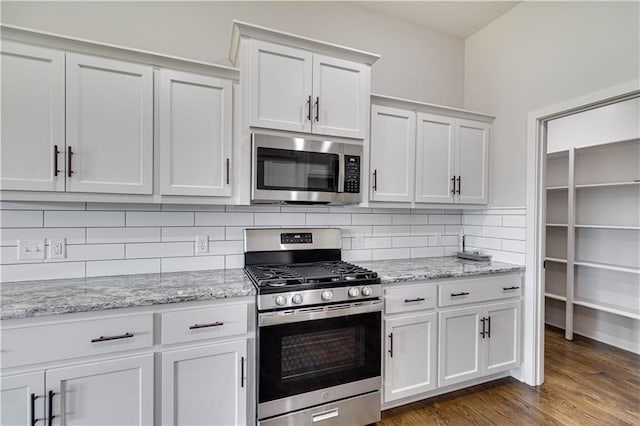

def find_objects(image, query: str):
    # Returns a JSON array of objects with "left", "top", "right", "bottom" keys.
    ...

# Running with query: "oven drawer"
[
  {"left": 161, "top": 303, "right": 248, "bottom": 345},
  {"left": 384, "top": 283, "right": 437, "bottom": 314},
  {"left": 1, "top": 313, "right": 153, "bottom": 368},
  {"left": 438, "top": 274, "right": 522, "bottom": 307},
  {"left": 259, "top": 391, "right": 381, "bottom": 426}
]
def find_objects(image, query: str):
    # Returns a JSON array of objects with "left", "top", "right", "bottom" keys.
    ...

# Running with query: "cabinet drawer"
[
  {"left": 384, "top": 284, "right": 437, "bottom": 314},
  {"left": 161, "top": 303, "right": 248, "bottom": 345},
  {"left": 1, "top": 313, "right": 153, "bottom": 368},
  {"left": 438, "top": 274, "right": 521, "bottom": 307}
]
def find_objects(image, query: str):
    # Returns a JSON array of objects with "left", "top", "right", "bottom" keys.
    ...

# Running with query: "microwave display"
[{"left": 257, "top": 147, "right": 339, "bottom": 192}]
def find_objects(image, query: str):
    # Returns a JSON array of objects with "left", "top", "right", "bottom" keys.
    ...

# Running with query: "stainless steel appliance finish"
[
  {"left": 244, "top": 228, "right": 382, "bottom": 426},
  {"left": 252, "top": 133, "right": 362, "bottom": 205}
]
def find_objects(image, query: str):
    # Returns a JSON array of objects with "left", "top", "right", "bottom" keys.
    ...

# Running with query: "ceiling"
[{"left": 351, "top": 1, "right": 522, "bottom": 39}]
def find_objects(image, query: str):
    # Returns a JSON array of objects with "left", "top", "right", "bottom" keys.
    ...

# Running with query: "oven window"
[
  {"left": 259, "top": 311, "right": 381, "bottom": 403},
  {"left": 257, "top": 147, "right": 339, "bottom": 192}
]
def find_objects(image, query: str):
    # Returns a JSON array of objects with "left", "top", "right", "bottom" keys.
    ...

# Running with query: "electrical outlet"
[
  {"left": 352, "top": 233, "right": 364, "bottom": 248},
  {"left": 49, "top": 238, "right": 66, "bottom": 259},
  {"left": 17, "top": 239, "right": 45, "bottom": 260},
  {"left": 195, "top": 235, "right": 209, "bottom": 254}
]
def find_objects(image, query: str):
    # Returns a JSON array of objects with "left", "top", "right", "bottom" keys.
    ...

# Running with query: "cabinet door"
[
  {"left": 484, "top": 301, "right": 520, "bottom": 374},
  {"left": 1, "top": 371, "right": 45, "bottom": 426},
  {"left": 438, "top": 306, "right": 483, "bottom": 387},
  {"left": 369, "top": 105, "right": 415, "bottom": 202},
  {"left": 415, "top": 113, "right": 456, "bottom": 203},
  {"left": 456, "top": 119, "right": 489, "bottom": 204},
  {"left": 161, "top": 340, "right": 246, "bottom": 426},
  {"left": 1, "top": 41, "right": 65, "bottom": 192},
  {"left": 66, "top": 53, "right": 153, "bottom": 194},
  {"left": 248, "top": 40, "right": 312, "bottom": 133},
  {"left": 159, "top": 69, "right": 232, "bottom": 196},
  {"left": 384, "top": 312, "right": 437, "bottom": 403},
  {"left": 45, "top": 354, "right": 153, "bottom": 426},
  {"left": 312, "top": 54, "right": 369, "bottom": 139}
]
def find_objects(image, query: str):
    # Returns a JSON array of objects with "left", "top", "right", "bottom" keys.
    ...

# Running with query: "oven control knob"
[
  {"left": 361, "top": 286, "right": 373, "bottom": 297},
  {"left": 348, "top": 287, "right": 360, "bottom": 297},
  {"left": 292, "top": 294, "right": 303, "bottom": 304},
  {"left": 321, "top": 290, "right": 333, "bottom": 301},
  {"left": 275, "top": 295, "right": 287, "bottom": 306}
]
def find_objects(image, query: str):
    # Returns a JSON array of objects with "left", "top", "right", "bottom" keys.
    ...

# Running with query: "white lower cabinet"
[
  {"left": 161, "top": 340, "right": 247, "bottom": 426},
  {"left": 438, "top": 300, "right": 520, "bottom": 387},
  {"left": 1, "top": 371, "right": 45, "bottom": 426},
  {"left": 383, "top": 312, "right": 437, "bottom": 402}
]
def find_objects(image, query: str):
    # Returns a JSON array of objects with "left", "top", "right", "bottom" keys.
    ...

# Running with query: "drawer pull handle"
[
  {"left": 91, "top": 332, "right": 133, "bottom": 343},
  {"left": 312, "top": 408, "right": 339, "bottom": 423},
  {"left": 189, "top": 321, "right": 224, "bottom": 330},
  {"left": 451, "top": 291, "right": 470, "bottom": 297},
  {"left": 404, "top": 297, "right": 426, "bottom": 303},
  {"left": 388, "top": 333, "right": 393, "bottom": 358},
  {"left": 503, "top": 286, "right": 520, "bottom": 291}
]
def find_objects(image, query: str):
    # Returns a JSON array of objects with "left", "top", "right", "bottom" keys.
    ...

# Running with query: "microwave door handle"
[{"left": 337, "top": 152, "right": 345, "bottom": 193}]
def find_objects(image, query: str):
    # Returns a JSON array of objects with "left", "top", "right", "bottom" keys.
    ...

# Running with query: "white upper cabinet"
[
  {"left": 248, "top": 40, "right": 313, "bottom": 133},
  {"left": 1, "top": 41, "right": 65, "bottom": 192},
  {"left": 415, "top": 113, "right": 456, "bottom": 203},
  {"left": 456, "top": 119, "right": 490, "bottom": 204},
  {"left": 66, "top": 53, "right": 153, "bottom": 194},
  {"left": 312, "top": 54, "right": 369, "bottom": 139},
  {"left": 159, "top": 69, "right": 233, "bottom": 197},
  {"left": 370, "top": 105, "right": 416, "bottom": 202},
  {"left": 247, "top": 40, "right": 369, "bottom": 139}
]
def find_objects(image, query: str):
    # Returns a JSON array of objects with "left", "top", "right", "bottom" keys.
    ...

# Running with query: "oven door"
[{"left": 258, "top": 301, "right": 382, "bottom": 420}]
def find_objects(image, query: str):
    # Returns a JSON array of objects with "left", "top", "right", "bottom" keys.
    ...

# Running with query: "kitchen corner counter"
[
  {"left": 354, "top": 256, "right": 524, "bottom": 284},
  {"left": 1, "top": 269, "right": 255, "bottom": 320}
]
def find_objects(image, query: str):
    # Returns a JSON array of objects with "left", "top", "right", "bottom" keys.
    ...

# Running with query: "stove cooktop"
[{"left": 245, "top": 260, "right": 379, "bottom": 293}]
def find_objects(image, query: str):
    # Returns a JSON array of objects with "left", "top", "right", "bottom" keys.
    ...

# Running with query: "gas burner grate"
[{"left": 245, "top": 261, "right": 377, "bottom": 288}]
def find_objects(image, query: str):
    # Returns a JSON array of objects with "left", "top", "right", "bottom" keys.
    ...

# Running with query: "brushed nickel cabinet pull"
[
  {"left": 91, "top": 332, "right": 133, "bottom": 343},
  {"left": 53, "top": 145, "right": 60, "bottom": 177},
  {"left": 189, "top": 321, "right": 224, "bottom": 330},
  {"left": 67, "top": 147, "right": 73, "bottom": 177},
  {"left": 404, "top": 297, "right": 426, "bottom": 303}
]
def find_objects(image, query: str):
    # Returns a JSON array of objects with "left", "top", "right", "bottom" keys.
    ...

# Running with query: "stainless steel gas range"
[{"left": 244, "top": 228, "right": 382, "bottom": 426}]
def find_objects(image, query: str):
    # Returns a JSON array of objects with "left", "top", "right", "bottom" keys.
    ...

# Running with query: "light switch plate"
[
  {"left": 17, "top": 239, "right": 45, "bottom": 260},
  {"left": 49, "top": 238, "right": 66, "bottom": 259}
]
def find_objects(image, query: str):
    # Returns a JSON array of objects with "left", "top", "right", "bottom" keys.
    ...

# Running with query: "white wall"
[
  {"left": 0, "top": 0, "right": 464, "bottom": 107},
  {"left": 465, "top": 1, "right": 640, "bottom": 207}
]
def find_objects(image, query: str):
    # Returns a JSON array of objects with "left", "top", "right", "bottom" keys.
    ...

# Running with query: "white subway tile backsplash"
[
  {"left": 1, "top": 228, "right": 86, "bottom": 246},
  {"left": 372, "top": 225, "right": 410, "bottom": 237},
  {"left": 372, "top": 208, "right": 411, "bottom": 214},
  {"left": 330, "top": 206, "right": 372, "bottom": 213},
  {"left": 254, "top": 213, "right": 305, "bottom": 226},
  {"left": 226, "top": 205, "right": 281, "bottom": 212},
  {"left": 502, "top": 239, "right": 526, "bottom": 253},
  {"left": 362, "top": 237, "right": 392, "bottom": 249},
  {"left": 462, "top": 225, "right": 482, "bottom": 236},
  {"left": 502, "top": 215, "right": 526, "bottom": 227},
  {"left": 372, "top": 248, "right": 410, "bottom": 260},
  {"left": 428, "top": 214, "right": 461, "bottom": 225},
  {"left": 480, "top": 249, "right": 525, "bottom": 265},
  {"left": 342, "top": 249, "right": 372, "bottom": 262},
  {"left": 463, "top": 214, "right": 502, "bottom": 226},
  {"left": 195, "top": 212, "right": 253, "bottom": 226},
  {"left": 1, "top": 246, "right": 42, "bottom": 264},
  {"left": 281, "top": 206, "right": 330, "bottom": 213},
  {"left": 126, "top": 242, "right": 193, "bottom": 259},
  {"left": 161, "top": 255, "right": 224, "bottom": 273},
  {"left": 444, "top": 225, "right": 462, "bottom": 235},
  {"left": 411, "top": 246, "right": 445, "bottom": 258},
  {"left": 87, "top": 203, "right": 160, "bottom": 211},
  {"left": 340, "top": 226, "right": 373, "bottom": 237},
  {"left": 306, "top": 213, "right": 350, "bottom": 226},
  {"left": 351, "top": 214, "right": 392, "bottom": 225},
  {"left": 126, "top": 212, "right": 193, "bottom": 227},
  {"left": 161, "top": 227, "right": 225, "bottom": 242},
  {"left": 1, "top": 211, "right": 43, "bottom": 228},
  {"left": 45, "top": 211, "right": 124, "bottom": 228},
  {"left": 209, "top": 240, "right": 244, "bottom": 256},
  {"left": 1, "top": 262, "right": 85, "bottom": 282},
  {"left": 465, "top": 236, "right": 502, "bottom": 250},
  {"left": 0, "top": 201, "right": 85, "bottom": 210},
  {"left": 86, "top": 259, "right": 160, "bottom": 277},
  {"left": 392, "top": 236, "right": 430, "bottom": 248},
  {"left": 161, "top": 204, "right": 225, "bottom": 212},
  {"left": 46, "top": 244, "right": 124, "bottom": 262},
  {"left": 225, "top": 255, "right": 244, "bottom": 269},
  {"left": 392, "top": 214, "right": 428, "bottom": 225},
  {"left": 410, "top": 225, "right": 444, "bottom": 235},
  {"left": 87, "top": 227, "right": 160, "bottom": 244},
  {"left": 441, "top": 235, "right": 459, "bottom": 246},
  {"left": 483, "top": 226, "right": 525, "bottom": 241}
]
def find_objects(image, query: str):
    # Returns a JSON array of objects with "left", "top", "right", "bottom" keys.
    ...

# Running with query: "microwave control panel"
[{"left": 344, "top": 155, "right": 360, "bottom": 193}]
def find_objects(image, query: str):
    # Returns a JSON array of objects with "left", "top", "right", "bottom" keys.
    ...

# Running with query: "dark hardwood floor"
[{"left": 379, "top": 326, "right": 640, "bottom": 425}]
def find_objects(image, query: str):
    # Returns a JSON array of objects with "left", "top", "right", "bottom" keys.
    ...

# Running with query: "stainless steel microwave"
[{"left": 251, "top": 133, "right": 362, "bottom": 205}]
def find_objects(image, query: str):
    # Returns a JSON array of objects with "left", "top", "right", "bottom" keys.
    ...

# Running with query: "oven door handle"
[
  {"left": 337, "top": 152, "right": 345, "bottom": 193},
  {"left": 259, "top": 301, "right": 382, "bottom": 327}
]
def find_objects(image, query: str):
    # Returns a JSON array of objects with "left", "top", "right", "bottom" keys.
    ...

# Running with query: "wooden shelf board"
[
  {"left": 573, "top": 298, "right": 640, "bottom": 320},
  {"left": 546, "top": 223, "right": 568, "bottom": 227},
  {"left": 575, "top": 224, "right": 640, "bottom": 230},
  {"left": 574, "top": 261, "right": 640, "bottom": 274},
  {"left": 545, "top": 257, "right": 568, "bottom": 264},
  {"left": 545, "top": 293, "right": 567, "bottom": 302},
  {"left": 575, "top": 181, "right": 640, "bottom": 189}
]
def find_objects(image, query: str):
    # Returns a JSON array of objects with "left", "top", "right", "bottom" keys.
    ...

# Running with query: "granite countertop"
[
  {"left": 1, "top": 269, "right": 254, "bottom": 320},
  {"left": 354, "top": 256, "right": 524, "bottom": 284},
  {"left": 1, "top": 257, "right": 523, "bottom": 321}
]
